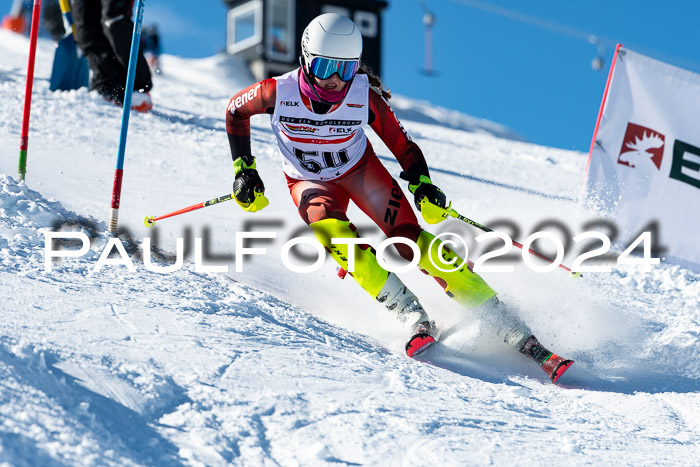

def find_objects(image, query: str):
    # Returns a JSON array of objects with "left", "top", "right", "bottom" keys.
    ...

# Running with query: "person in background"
[
  {"left": 140, "top": 23, "right": 161, "bottom": 74},
  {"left": 2, "top": 0, "right": 64, "bottom": 40},
  {"left": 0, "top": 0, "right": 27, "bottom": 34},
  {"left": 72, "top": 0, "right": 153, "bottom": 112},
  {"left": 225, "top": 13, "right": 574, "bottom": 383}
]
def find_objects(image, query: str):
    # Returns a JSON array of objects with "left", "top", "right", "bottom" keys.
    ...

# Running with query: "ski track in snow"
[{"left": 1, "top": 30, "right": 699, "bottom": 466}]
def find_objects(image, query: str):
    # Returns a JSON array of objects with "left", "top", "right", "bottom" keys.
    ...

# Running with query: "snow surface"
[{"left": 1, "top": 30, "right": 699, "bottom": 466}]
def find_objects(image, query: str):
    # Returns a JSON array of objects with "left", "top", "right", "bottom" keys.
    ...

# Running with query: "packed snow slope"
[{"left": 1, "top": 30, "right": 699, "bottom": 466}]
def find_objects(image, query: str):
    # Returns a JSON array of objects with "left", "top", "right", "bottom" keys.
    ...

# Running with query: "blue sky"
[{"left": 137, "top": 1, "right": 700, "bottom": 152}]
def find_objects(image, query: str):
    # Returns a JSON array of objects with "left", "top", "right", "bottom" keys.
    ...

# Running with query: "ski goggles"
[{"left": 309, "top": 57, "right": 359, "bottom": 81}]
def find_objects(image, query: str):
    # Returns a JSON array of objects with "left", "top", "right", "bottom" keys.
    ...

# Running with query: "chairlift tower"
[
  {"left": 418, "top": 0, "right": 436, "bottom": 76},
  {"left": 423, "top": 10, "right": 435, "bottom": 75}
]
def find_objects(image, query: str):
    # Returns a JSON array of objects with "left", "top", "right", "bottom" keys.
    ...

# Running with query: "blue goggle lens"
[{"left": 309, "top": 57, "right": 359, "bottom": 82}]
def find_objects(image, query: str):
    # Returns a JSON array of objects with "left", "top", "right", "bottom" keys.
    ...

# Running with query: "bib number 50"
[{"left": 294, "top": 148, "right": 350, "bottom": 174}]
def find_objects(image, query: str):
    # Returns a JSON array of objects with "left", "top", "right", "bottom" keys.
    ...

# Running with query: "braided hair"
[{"left": 358, "top": 63, "right": 391, "bottom": 101}]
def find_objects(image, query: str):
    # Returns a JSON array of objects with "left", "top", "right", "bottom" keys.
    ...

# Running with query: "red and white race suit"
[{"left": 226, "top": 68, "right": 430, "bottom": 234}]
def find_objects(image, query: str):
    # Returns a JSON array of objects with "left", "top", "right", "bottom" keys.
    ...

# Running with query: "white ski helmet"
[{"left": 301, "top": 13, "right": 363, "bottom": 81}]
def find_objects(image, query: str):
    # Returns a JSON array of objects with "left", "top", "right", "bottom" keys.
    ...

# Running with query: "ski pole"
[
  {"left": 144, "top": 193, "right": 235, "bottom": 227},
  {"left": 449, "top": 208, "right": 579, "bottom": 277},
  {"left": 108, "top": 0, "right": 146, "bottom": 233},
  {"left": 417, "top": 198, "right": 580, "bottom": 277},
  {"left": 17, "top": 0, "right": 42, "bottom": 181}
]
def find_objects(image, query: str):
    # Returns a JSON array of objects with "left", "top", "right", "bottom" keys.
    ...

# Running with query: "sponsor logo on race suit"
[
  {"left": 228, "top": 84, "right": 262, "bottom": 112},
  {"left": 283, "top": 124, "right": 319, "bottom": 134}
]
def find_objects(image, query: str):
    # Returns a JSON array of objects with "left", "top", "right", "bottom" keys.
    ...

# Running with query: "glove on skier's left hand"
[{"left": 400, "top": 171, "right": 447, "bottom": 211}]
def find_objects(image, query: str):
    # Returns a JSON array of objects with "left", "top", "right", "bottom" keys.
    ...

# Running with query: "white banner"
[{"left": 582, "top": 46, "right": 700, "bottom": 270}]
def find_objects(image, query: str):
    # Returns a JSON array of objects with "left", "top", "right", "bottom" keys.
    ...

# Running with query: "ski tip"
[
  {"left": 550, "top": 359, "right": 574, "bottom": 384},
  {"left": 406, "top": 333, "right": 435, "bottom": 358}
]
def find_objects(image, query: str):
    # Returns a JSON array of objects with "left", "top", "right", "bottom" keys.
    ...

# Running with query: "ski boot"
[
  {"left": 376, "top": 273, "right": 439, "bottom": 357},
  {"left": 520, "top": 335, "right": 574, "bottom": 383}
]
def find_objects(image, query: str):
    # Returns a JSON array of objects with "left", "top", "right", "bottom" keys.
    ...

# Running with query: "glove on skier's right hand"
[
  {"left": 233, "top": 155, "right": 264, "bottom": 203},
  {"left": 232, "top": 156, "right": 268, "bottom": 212}
]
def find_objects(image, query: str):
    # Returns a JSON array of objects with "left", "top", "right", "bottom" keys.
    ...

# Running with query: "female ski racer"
[{"left": 225, "top": 13, "right": 573, "bottom": 382}]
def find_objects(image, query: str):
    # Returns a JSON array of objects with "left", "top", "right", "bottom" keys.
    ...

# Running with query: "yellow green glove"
[{"left": 233, "top": 156, "right": 269, "bottom": 212}]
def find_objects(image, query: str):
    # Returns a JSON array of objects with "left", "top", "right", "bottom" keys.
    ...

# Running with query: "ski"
[
  {"left": 520, "top": 335, "right": 574, "bottom": 384},
  {"left": 541, "top": 354, "right": 575, "bottom": 383},
  {"left": 405, "top": 320, "right": 440, "bottom": 358},
  {"left": 405, "top": 332, "right": 436, "bottom": 358},
  {"left": 407, "top": 331, "right": 575, "bottom": 385}
]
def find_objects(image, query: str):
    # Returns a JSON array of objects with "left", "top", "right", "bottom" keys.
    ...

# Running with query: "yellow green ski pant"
[{"left": 309, "top": 219, "right": 496, "bottom": 306}]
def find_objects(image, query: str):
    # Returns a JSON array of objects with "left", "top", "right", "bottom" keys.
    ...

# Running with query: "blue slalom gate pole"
[{"left": 109, "top": 0, "right": 146, "bottom": 233}]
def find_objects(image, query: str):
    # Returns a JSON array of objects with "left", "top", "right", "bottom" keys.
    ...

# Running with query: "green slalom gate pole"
[
  {"left": 108, "top": 0, "right": 146, "bottom": 233},
  {"left": 144, "top": 193, "right": 236, "bottom": 227},
  {"left": 18, "top": 0, "right": 42, "bottom": 181}
]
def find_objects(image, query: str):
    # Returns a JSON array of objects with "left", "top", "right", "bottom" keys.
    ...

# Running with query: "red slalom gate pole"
[
  {"left": 18, "top": 0, "right": 42, "bottom": 181},
  {"left": 143, "top": 193, "right": 235, "bottom": 227}
]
